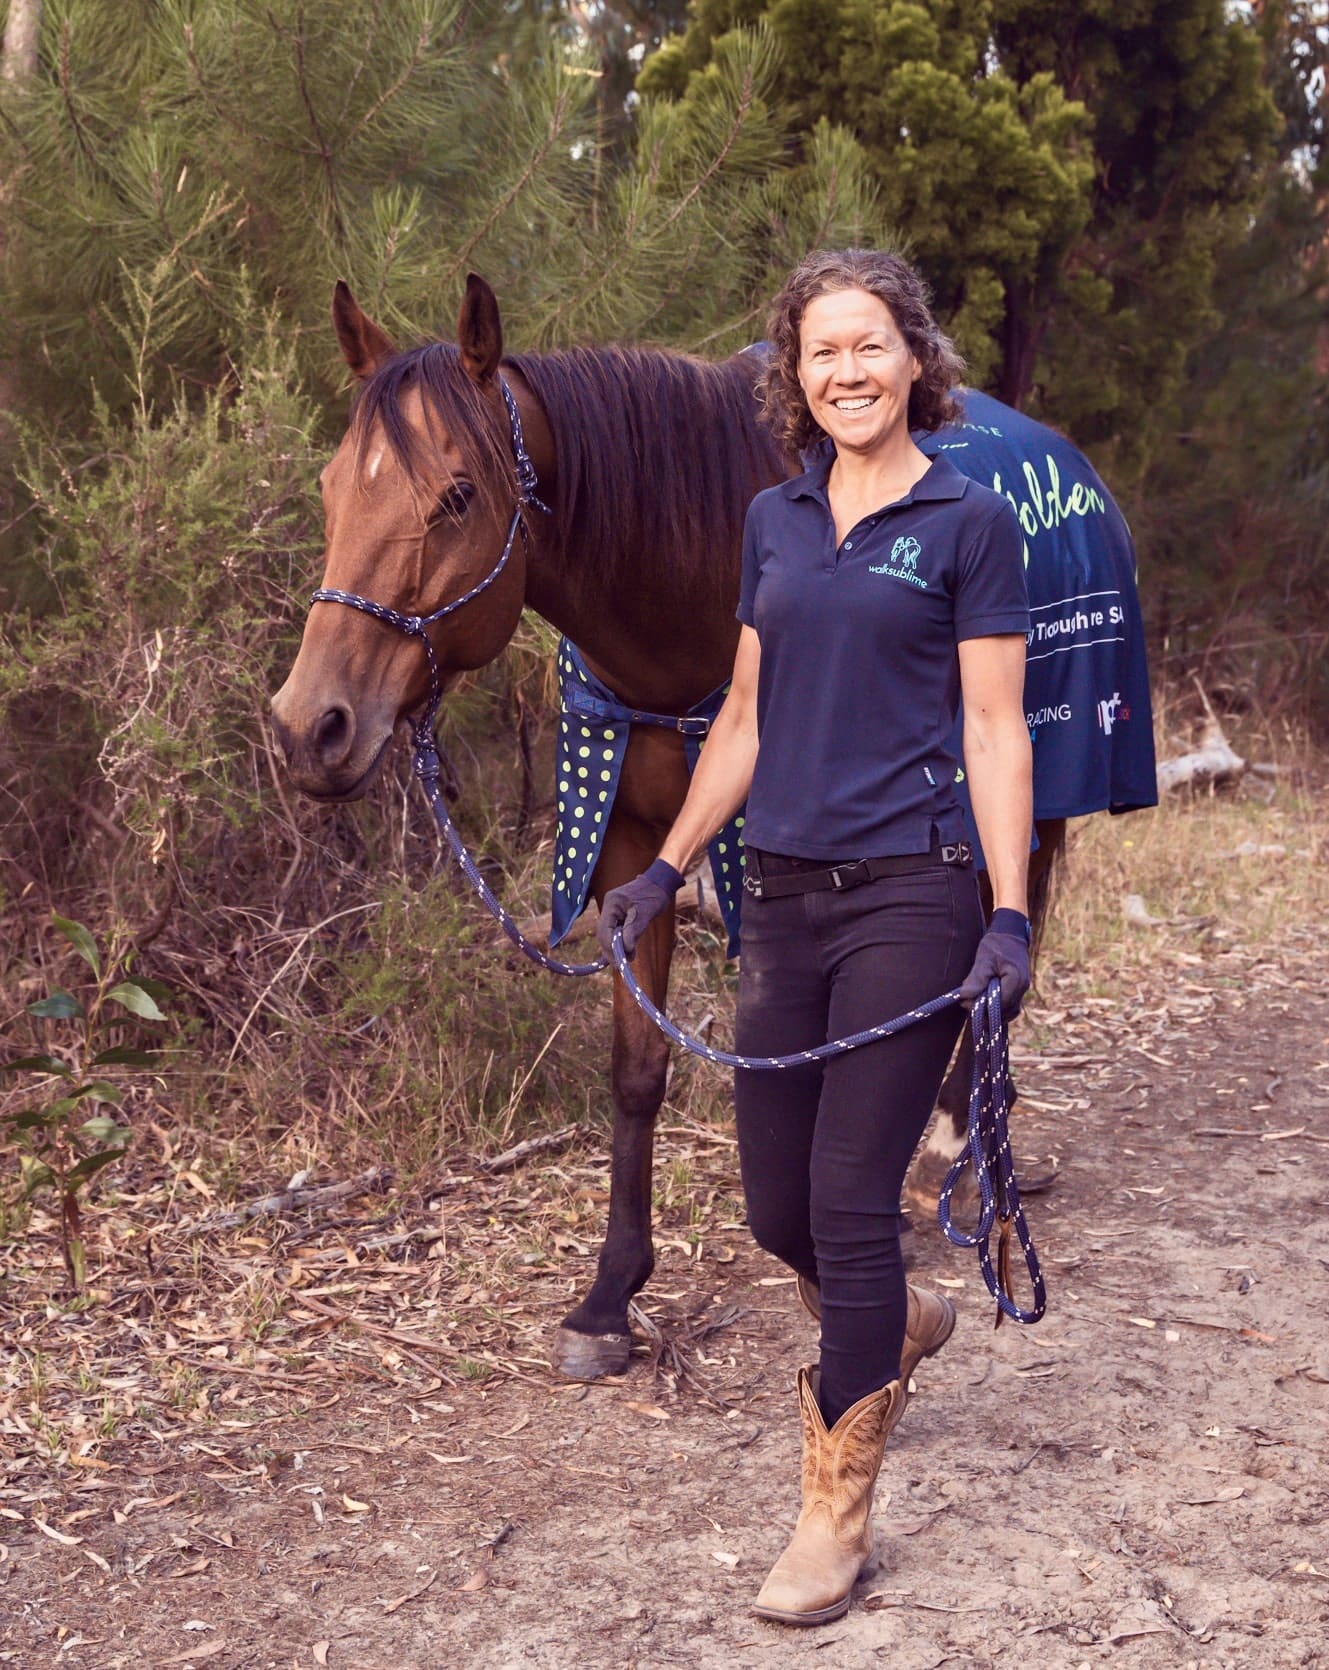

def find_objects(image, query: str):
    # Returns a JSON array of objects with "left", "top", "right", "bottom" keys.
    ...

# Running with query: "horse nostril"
[{"left": 313, "top": 704, "right": 354, "bottom": 764}]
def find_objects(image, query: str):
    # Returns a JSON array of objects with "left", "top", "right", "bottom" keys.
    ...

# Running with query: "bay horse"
[{"left": 270, "top": 275, "right": 1064, "bottom": 1380}]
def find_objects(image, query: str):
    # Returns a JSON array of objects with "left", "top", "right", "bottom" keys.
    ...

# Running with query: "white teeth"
[{"left": 834, "top": 397, "right": 875, "bottom": 410}]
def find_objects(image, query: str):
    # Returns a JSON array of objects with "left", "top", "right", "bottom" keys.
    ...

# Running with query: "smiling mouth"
[{"left": 833, "top": 396, "right": 878, "bottom": 411}]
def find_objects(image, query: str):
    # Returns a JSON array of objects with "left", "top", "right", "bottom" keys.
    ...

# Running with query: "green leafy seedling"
[{"left": 2, "top": 915, "right": 171, "bottom": 1292}]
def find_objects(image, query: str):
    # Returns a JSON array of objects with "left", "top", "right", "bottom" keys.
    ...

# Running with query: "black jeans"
[{"left": 734, "top": 850, "right": 983, "bottom": 1427}]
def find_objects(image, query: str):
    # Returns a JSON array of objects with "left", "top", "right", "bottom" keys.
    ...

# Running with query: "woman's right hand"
[
  {"left": 598, "top": 626, "right": 760, "bottom": 962},
  {"left": 596, "top": 859, "right": 685, "bottom": 960}
]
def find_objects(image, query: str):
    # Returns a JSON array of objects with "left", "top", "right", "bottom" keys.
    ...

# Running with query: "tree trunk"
[
  {"left": 996, "top": 278, "right": 1043, "bottom": 411},
  {"left": 1, "top": 1, "right": 43, "bottom": 511},
  {"left": 2, "top": 0, "right": 42, "bottom": 83}
]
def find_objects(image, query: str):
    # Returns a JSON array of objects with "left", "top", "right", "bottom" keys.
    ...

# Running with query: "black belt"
[{"left": 743, "top": 842, "right": 972, "bottom": 900}]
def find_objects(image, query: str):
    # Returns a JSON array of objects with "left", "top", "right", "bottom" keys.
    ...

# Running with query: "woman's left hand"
[{"left": 958, "top": 908, "right": 1031, "bottom": 1019}]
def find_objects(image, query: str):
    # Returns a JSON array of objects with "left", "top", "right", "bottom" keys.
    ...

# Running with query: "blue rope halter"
[
  {"left": 301, "top": 377, "right": 1046, "bottom": 1327},
  {"left": 309, "top": 377, "right": 550, "bottom": 745}
]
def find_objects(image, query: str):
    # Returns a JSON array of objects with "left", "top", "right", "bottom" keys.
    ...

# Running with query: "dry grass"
[{"left": 1041, "top": 705, "right": 1326, "bottom": 997}]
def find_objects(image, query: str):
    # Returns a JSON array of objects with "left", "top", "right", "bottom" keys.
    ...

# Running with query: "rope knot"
[{"left": 412, "top": 737, "right": 441, "bottom": 783}]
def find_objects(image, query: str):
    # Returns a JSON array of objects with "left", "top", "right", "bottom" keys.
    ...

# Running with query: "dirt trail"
[{"left": 3, "top": 947, "right": 1328, "bottom": 1670}]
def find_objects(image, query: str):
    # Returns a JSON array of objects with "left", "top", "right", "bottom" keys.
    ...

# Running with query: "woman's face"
[{"left": 795, "top": 287, "right": 921, "bottom": 459}]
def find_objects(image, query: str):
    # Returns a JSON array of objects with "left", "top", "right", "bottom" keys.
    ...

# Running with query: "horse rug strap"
[{"left": 551, "top": 639, "right": 745, "bottom": 954}]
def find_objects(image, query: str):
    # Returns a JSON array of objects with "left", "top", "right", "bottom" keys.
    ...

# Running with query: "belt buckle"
[
  {"left": 940, "top": 841, "right": 972, "bottom": 866},
  {"left": 742, "top": 870, "right": 763, "bottom": 899},
  {"left": 828, "top": 859, "right": 869, "bottom": 891}
]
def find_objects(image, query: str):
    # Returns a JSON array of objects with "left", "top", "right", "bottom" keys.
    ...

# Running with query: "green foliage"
[
  {"left": 327, "top": 866, "right": 601, "bottom": 1161},
  {"left": 4, "top": 293, "right": 322, "bottom": 909},
  {"left": 0, "top": 0, "right": 890, "bottom": 429},
  {"left": 990, "top": 0, "right": 1281, "bottom": 448},
  {"left": 1116, "top": 1, "right": 1328, "bottom": 711},
  {"left": 641, "top": 0, "right": 1280, "bottom": 441},
  {"left": 0, "top": 1, "right": 895, "bottom": 1151},
  {"left": 2, "top": 914, "right": 172, "bottom": 1291}
]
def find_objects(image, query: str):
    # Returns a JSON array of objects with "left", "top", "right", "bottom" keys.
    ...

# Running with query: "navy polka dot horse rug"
[{"left": 550, "top": 639, "right": 745, "bottom": 954}]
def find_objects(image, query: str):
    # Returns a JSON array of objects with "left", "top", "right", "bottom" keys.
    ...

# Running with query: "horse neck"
[
  {"left": 522, "top": 542, "right": 740, "bottom": 714},
  {"left": 508, "top": 354, "right": 766, "bottom": 715}
]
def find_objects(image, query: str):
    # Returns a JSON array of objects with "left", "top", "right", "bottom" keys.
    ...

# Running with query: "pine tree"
[
  {"left": 1, "top": 0, "right": 41, "bottom": 80},
  {"left": 0, "top": 0, "right": 891, "bottom": 437},
  {"left": 641, "top": 1, "right": 1095, "bottom": 391},
  {"left": 640, "top": 0, "right": 1280, "bottom": 444},
  {"left": 989, "top": 0, "right": 1281, "bottom": 446},
  {"left": 0, "top": 0, "right": 895, "bottom": 961},
  {"left": 1122, "top": 0, "right": 1328, "bottom": 706}
]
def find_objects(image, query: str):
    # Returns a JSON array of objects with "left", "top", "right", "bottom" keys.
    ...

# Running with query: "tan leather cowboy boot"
[
  {"left": 795, "top": 1276, "right": 956, "bottom": 1384},
  {"left": 753, "top": 1367, "right": 904, "bottom": 1626}
]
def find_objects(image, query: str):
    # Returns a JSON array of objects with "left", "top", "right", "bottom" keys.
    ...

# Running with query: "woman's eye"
[{"left": 434, "top": 482, "right": 474, "bottom": 521}]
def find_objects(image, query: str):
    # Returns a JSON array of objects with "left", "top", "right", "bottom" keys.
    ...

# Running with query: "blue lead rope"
[
  {"left": 412, "top": 734, "right": 1046, "bottom": 1326},
  {"left": 938, "top": 983, "right": 1048, "bottom": 1325},
  {"left": 301, "top": 364, "right": 1044, "bottom": 1326}
]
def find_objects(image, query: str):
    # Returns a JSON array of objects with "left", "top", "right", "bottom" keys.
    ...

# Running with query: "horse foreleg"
[{"left": 551, "top": 907, "right": 675, "bottom": 1381}]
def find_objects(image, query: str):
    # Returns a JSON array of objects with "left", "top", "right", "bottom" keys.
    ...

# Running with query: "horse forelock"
[
  {"left": 348, "top": 343, "right": 517, "bottom": 531},
  {"left": 508, "top": 346, "right": 786, "bottom": 610}
]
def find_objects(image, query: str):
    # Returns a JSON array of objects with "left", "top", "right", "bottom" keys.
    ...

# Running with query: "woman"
[{"left": 598, "top": 249, "right": 1033, "bottom": 1627}]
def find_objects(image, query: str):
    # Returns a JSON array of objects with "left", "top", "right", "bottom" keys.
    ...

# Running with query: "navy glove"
[
  {"left": 958, "top": 908, "right": 1031, "bottom": 1019},
  {"left": 597, "top": 859, "right": 684, "bottom": 960}
]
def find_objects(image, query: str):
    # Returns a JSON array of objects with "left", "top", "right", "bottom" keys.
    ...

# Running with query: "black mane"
[{"left": 353, "top": 341, "right": 787, "bottom": 612}]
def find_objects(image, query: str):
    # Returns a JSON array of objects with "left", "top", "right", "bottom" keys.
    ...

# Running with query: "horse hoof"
[
  {"left": 1013, "top": 1154, "right": 1060, "bottom": 1195},
  {"left": 904, "top": 1147, "right": 957, "bottom": 1224},
  {"left": 551, "top": 1326, "right": 632, "bottom": 1381}
]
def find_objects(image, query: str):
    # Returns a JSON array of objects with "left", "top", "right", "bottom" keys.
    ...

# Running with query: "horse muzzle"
[{"left": 269, "top": 683, "right": 394, "bottom": 801}]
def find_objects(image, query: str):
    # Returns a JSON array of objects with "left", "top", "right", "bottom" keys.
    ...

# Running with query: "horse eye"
[{"left": 433, "top": 481, "right": 474, "bottom": 522}]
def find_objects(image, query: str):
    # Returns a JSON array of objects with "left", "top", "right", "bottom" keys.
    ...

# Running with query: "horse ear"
[
  {"left": 457, "top": 273, "right": 503, "bottom": 385},
  {"left": 332, "top": 281, "right": 396, "bottom": 380}
]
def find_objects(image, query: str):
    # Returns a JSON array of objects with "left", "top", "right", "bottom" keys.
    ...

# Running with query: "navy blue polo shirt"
[{"left": 736, "top": 452, "right": 1028, "bottom": 859}]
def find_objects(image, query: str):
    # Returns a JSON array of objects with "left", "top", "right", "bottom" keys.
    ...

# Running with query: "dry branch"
[
  {"left": 477, "top": 1123, "right": 582, "bottom": 1175},
  {"left": 1155, "top": 735, "right": 1246, "bottom": 795},
  {"left": 192, "top": 1165, "right": 395, "bottom": 1232}
]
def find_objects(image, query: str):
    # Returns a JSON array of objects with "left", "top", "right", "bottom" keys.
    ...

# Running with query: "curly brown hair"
[{"left": 758, "top": 250, "right": 965, "bottom": 455}]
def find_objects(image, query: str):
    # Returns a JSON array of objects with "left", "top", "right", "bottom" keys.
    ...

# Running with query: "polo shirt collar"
[{"left": 782, "top": 449, "right": 969, "bottom": 506}]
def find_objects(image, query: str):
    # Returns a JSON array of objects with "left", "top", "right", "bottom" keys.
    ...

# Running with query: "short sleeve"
[
  {"left": 736, "top": 502, "right": 762, "bottom": 627},
  {"left": 953, "top": 501, "right": 1029, "bottom": 641}
]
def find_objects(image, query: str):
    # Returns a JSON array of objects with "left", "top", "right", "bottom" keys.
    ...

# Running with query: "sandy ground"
[{"left": 3, "top": 942, "right": 1328, "bottom": 1670}]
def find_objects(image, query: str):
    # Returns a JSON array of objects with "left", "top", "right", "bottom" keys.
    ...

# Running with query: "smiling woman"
[
  {"left": 795, "top": 289, "right": 920, "bottom": 472},
  {"left": 597, "top": 248, "right": 1033, "bottom": 1628},
  {"left": 759, "top": 249, "right": 966, "bottom": 459}
]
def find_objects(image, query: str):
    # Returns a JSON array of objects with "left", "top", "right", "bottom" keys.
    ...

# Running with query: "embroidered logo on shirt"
[{"left": 868, "top": 534, "right": 928, "bottom": 589}]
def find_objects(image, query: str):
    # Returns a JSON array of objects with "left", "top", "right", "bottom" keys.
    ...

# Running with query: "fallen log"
[
  {"left": 1155, "top": 731, "right": 1246, "bottom": 795},
  {"left": 1155, "top": 677, "right": 1246, "bottom": 795}
]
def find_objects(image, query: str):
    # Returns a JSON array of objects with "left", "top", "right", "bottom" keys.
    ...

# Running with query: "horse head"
[{"left": 271, "top": 276, "right": 541, "bottom": 799}]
